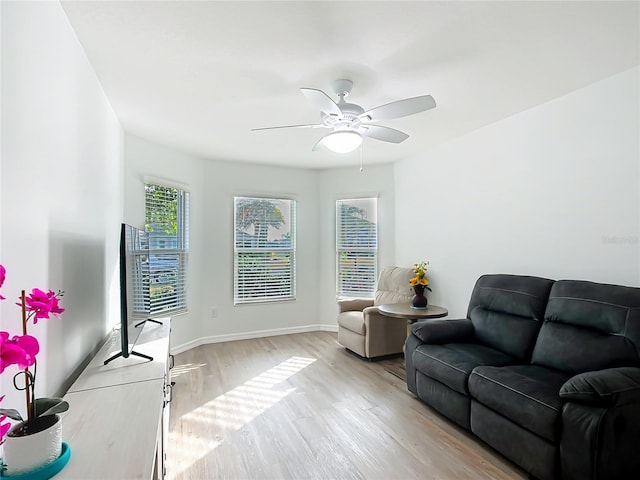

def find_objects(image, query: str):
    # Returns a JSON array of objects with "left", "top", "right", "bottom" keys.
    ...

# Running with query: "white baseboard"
[{"left": 171, "top": 324, "right": 338, "bottom": 355}]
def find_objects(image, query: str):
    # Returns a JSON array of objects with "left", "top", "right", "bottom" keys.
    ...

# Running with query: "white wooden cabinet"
[{"left": 58, "top": 319, "right": 172, "bottom": 480}]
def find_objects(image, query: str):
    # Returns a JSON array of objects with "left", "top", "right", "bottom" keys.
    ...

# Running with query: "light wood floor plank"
[{"left": 167, "top": 331, "right": 526, "bottom": 479}]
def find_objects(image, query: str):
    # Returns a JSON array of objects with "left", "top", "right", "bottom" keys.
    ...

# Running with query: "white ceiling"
[{"left": 60, "top": 1, "right": 639, "bottom": 169}]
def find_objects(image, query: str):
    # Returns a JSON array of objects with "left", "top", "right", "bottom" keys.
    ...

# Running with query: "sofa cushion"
[
  {"left": 531, "top": 280, "right": 640, "bottom": 374},
  {"left": 337, "top": 311, "right": 365, "bottom": 335},
  {"left": 545, "top": 280, "right": 640, "bottom": 346},
  {"left": 469, "top": 365, "right": 570, "bottom": 442},
  {"left": 467, "top": 274, "right": 555, "bottom": 360},
  {"left": 531, "top": 321, "right": 639, "bottom": 374},
  {"left": 469, "top": 307, "right": 544, "bottom": 360},
  {"left": 412, "top": 343, "right": 514, "bottom": 396}
]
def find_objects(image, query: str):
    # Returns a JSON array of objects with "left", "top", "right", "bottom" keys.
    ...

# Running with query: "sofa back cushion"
[
  {"left": 374, "top": 266, "right": 414, "bottom": 306},
  {"left": 467, "top": 274, "right": 555, "bottom": 360},
  {"left": 531, "top": 280, "right": 640, "bottom": 374}
]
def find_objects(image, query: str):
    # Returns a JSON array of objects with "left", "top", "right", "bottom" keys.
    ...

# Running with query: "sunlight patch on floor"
[
  {"left": 168, "top": 356, "right": 316, "bottom": 478},
  {"left": 170, "top": 362, "right": 207, "bottom": 378}
]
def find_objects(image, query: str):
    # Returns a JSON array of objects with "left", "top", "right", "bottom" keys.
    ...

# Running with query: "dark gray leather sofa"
[{"left": 405, "top": 274, "right": 640, "bottom": 480}]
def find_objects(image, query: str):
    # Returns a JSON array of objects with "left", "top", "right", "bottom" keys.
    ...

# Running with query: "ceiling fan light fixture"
[{"left": 323, "top": 130, "right": 362, "bottom": 154}]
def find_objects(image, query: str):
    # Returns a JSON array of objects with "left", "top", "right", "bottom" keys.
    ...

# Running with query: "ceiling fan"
[{"left": 252, "top": 79, "right": 436, "bottom": 153}]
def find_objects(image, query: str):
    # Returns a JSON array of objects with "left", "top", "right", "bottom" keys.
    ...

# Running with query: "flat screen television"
[{"left": 104, "top": 223, "right": 158, "bottom": 364}]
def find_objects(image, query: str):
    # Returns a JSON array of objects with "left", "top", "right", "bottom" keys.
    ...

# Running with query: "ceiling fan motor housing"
[
  {"left": 339, "top": 103, "right": 364, "bottom": 116},
  {"left": 321, "top": 107, "right": 364, "bottom": 129},
  {"left": 332, "top": 79, "right": 354, "bottom": 98},
  {"left": 322, "top": 80, "right": 365, "bottom": 129}
]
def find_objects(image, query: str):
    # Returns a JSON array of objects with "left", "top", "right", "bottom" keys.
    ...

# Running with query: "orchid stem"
[{"left": 20, "top": 290, "right": 33, "bottom": 426}]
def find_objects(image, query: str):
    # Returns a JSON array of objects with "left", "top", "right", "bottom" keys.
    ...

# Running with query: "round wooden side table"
[{"left": 378, "top": 303, "right": 448, "bottom": 350}]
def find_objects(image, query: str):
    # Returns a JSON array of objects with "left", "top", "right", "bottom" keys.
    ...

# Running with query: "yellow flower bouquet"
[
  {"left": 410, "top": 261, "right": 432, "bottom": 291},
  {"left": 410, "top": 261, "right": 431, "bottom": 309}
]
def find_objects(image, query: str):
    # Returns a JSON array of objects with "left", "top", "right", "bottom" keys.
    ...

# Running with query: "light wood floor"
[{"left": 167, "top": 331, "right": 527, "bottom": 480}]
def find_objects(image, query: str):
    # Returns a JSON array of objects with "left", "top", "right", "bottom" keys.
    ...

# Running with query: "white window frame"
[
  {"left": 144, "top": 182, "right": 190, "bottom": 316},
  {"left": 234, "top": 196, "right": 296, "bottom": 304},
  {"left": 336, "top": 197, "right": 378, "bottom": 298}
]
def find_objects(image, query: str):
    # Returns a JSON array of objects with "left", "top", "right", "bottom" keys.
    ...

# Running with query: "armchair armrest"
[
  {"left": 362, "top": 305, "right": 380, "bottom": 316},
  {"left": 411, "top": 318, "right": 474, "bottom": 344},
  {"left": 560, "top": 367, "right": 640, "bottom": 407},
  {"left": 338, "top": 298, "right": 374, "bottom": 313}
]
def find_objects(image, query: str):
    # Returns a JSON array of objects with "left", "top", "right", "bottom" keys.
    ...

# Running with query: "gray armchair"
[{"left": 337, "top": 266, "right": 414, "bottom": 359}]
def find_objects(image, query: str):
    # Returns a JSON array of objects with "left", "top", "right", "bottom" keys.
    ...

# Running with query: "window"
[
  {"left": 234, "top": 197, "right": 296, "bottom": 304},
  {"left": 336, "top": 197, "right": 378, "bottom": 298},
  {"left": 145, "top": 183, "right": 190, "bottom": 316},
  {"left": 125, "top": 225, "right": 151, "bottom": 319}
]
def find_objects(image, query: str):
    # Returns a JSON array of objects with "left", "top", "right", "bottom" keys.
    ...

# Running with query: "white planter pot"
[{"left": 2, "top": 415, "right": 62, "bottom": 476}]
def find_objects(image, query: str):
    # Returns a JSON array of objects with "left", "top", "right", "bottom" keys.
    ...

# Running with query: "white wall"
[
  {"left": 317, "top": 164, "right": 396, "bottom": 325},
  {"left": 200, "top": 156, "right": 319, "bottom": 342},
  {"left": 125, "top": 134, "right": 324, "bottom": 351},
  {"left": 1, "top": 0, "right": 123, "bottom": 412},
  {"left": 395, "top": 67, "right": 640, "bottom": 319}
]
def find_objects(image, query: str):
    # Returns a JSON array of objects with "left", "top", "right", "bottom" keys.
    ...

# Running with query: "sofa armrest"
[
  {"left": 560, "top": 368, "right": 640, "bottom": 479},
  {"left": 560, "top": 367, "right": 640, "bottom": 407},
  {"left": 338, "top": 298, "right": 374, "bottom": 313},
  {"left": 411, "top": 318, "right": 474, "bottom": 344}
]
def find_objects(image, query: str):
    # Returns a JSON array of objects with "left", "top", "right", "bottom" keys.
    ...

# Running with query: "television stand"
[
  {"left": 103, "top": 349, "right": 153, "bottom": 365},
  {"left": 60, "top": 318, "right": 172, "bottom": 480}
]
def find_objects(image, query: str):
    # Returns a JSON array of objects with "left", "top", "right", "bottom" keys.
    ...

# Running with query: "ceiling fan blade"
[
  {"left": 251, "top": 124, "right": 325, "bottom": 131},
  {"left": 312, "top": 135, "right": 328, "bottom": 152},
  {"left": 360, "top": 124, "right": 409, "bottom": 143},
  {"left": 359, "top": 95, "right": 436, "bottom": 122},
  {"left": 300, "top": 88, "right": 342, "bottom": 116}
]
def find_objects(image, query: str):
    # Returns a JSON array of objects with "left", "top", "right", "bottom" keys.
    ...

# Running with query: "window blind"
[
  {"left": 234, "top": 197, "right": 296, "bottom": 304},
  {"left": 145, "top": 183, "right": 190, "bottom": 316},
  {"left": 127, "top": 227, "right": 151, "bottom": 318},
  {"left": 336, "top": 198, "right": 378, "bottom": 298}
]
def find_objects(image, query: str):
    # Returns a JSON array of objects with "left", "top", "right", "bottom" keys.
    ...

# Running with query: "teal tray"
[{"left": 1, "top": 442, "right": 70, "bottom": 480}]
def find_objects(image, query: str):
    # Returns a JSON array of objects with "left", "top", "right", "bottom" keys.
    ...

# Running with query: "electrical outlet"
[{"left": 211, "top": 307, "right": 218, "bottom": 318}]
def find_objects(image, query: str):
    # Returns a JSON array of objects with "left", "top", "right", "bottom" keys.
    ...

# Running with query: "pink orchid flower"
[
  {"left": 0, "top": 395, "right": 11, "bottom": 445},
  {"left": 0, "top": 331, "right": 27, "bottom": 374},
  {"left": 0, "top": 264, "right": 5, "bottom": 300},
  {"left": 22, "top": 288, "right": 65, "bottom": 323},
  {"left": 0, "top": 332, "right": 39, "bottom": 373},
  {"left": 0, "top": 416, "right": 9, "bottom": 444},
  {"left": 12, "top": 334, "right": 40, "bottom": 369},
  {"left": 49, "top": 294, "right": 65, "bottom": 318}
]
